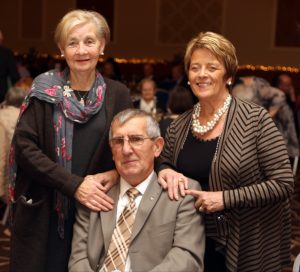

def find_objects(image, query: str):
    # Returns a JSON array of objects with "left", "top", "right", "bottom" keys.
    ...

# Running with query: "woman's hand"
[
  {"left": 74, "top": 169, "right": 119, "bottom": 212},
  {"left": 185, "top": 190, "right": 224, "bottom": 213},
  {"left": 158, "top": 168, "right": 188, "bottom": 200},
  {"left": 93, "top": 169, "right": 119, "bottom": 192}
]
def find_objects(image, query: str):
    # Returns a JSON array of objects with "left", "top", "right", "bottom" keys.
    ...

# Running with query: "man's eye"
[
  {"left": 112, "top": 138, "right": 123, "bottom": 145},
  {"left": 130, "top": 136, "right": 143, "bottom": 143}
]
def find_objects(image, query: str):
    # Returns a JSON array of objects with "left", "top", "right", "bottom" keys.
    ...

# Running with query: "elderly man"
[{"left": 69, "top": 109, "right": 205, "bottom": 272}]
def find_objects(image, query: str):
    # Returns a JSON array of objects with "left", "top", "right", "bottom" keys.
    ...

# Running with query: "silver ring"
[{"left": 198, "top": 206, "right": 204, "bottom": 212}]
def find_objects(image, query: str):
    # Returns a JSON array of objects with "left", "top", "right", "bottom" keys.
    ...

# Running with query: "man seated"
[{"left": 69, "top": 109, "right": 205, "bottom": 272}]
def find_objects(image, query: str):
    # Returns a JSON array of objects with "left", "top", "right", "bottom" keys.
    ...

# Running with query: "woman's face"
[
  {"left": 188, "top": 48, "right": 229, "bottom": 101},
  {"left": 61, "top": 23, "right": 104, "bottom": 75}
]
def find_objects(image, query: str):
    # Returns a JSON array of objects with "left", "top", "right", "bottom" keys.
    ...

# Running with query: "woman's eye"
[
  {"left": 208, "top": 66, "right": 217, "bottom": 71},
  {"left": 86, "top": 40, "right": 95, "bottom": 46},
  {"left": 67, "top": 41, "right": 77, "bottom": 47}
]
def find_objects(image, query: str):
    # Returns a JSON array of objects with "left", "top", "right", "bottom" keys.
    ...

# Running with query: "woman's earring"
[
  {"left": 100, "top": 52, "right": 104, "bottom": 55},
  {"left": 227, "top": 80, "right": 232, "bottom": 86},
  {"left": 187, "top": 81, "right": 190, "bottom": 85},
  {"left": 61, "top": 53, "right": 64, "bottom": 58}
]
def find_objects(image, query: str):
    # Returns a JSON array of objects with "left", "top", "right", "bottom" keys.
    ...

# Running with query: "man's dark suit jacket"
[
  {"left": 69, "top": 174, "right": 205, "bottom": 272},
  {"left": 0, "top": 46, "right": 20, "bottom": 102}
]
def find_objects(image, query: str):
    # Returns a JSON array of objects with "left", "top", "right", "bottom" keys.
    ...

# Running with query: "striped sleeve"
[{"left": 223, "top": 108, "right": 294, "bottom": 209}]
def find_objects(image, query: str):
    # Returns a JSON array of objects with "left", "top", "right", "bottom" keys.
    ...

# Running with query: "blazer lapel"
[
  {"left": 131, "top": 173, "right": 163, "bottom": 241},
  {"left": 100, "top": 183, "right": 120, "bottom": 252}
]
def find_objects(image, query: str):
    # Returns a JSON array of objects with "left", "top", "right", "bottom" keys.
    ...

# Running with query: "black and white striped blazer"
[{"left": 160, "top": 96, "right": 294, "bottom": 272}]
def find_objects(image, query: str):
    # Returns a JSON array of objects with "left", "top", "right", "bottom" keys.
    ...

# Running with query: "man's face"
[
  {"left": 141, "top": 81, "right": 156, "bottom": 102},
  {"left": 279, "top": 74, "right": 293, "bottom": 94},
  {"left": 110, "top": 117, "right": 164, "bottom": 186}
]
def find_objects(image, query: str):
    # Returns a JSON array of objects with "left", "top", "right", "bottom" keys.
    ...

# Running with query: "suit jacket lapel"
[
  {"left": 100, "top": 183, "right": 120, "bottom": 253},
  {"left": 131, "top": 174, "right": 163, "bottom": 241}
]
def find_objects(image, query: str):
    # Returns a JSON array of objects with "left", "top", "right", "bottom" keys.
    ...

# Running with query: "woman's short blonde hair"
[
  {"left": 54, "top": 9, "right": 110, "bottom": 48},
  {"left": 184, "top": 31, "right": 238, "bottom": 79}
]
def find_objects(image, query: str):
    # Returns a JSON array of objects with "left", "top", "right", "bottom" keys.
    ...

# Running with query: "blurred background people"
[
  {"left": 0, "top": 30, "right": 20, "bottom": 103},
  {"left": 14, "top": 76, "right": 33, "bottom": 94},
  {"left": 133, "top": 78, "right": 166, "bottom": 120},
  {"left": 272, "top": 72, "right": 300, "bottom": 138},
  {"left": 159, "top": 86, "right": 194, "bottom": 137},
  {"left": 160, "top": 61, "right": 189, "bottom": 91},
  {"left": 272, "top": 73, "right": 297, "bottom": 111},
  {"left": 9, "top": 10, "right": 132, "bottom": 272},
  {"left": 158, "top": 31, "right": 294, "bottom": 272},
  {"left": 100, "top": 57, "right": 122, "bottom": 81},
  {"left": 142, "top": 63, "right": 155, "bottom": 81},
  {"left": 0, "top": 87, "right": 26, "bottom": 203},
  {"left": 232, "top": 76, "right": 299, "bottom": 161}
]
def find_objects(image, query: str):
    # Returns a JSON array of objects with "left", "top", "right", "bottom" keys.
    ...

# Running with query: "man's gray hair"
[{"left": 109, "top": 109, "right": 161, "bottom": 140}]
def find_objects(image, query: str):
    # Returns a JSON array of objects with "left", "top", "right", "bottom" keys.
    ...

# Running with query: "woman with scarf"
[{"left": 9, "top": 10, "right": 132, "bottom": 272}]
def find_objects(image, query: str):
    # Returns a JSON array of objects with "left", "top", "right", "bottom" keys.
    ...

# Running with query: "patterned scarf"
[{"left": 9, "top": 68, "right": 106, "bottom": 238}]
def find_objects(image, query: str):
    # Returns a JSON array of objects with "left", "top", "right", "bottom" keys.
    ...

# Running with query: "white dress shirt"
[
  {"left": 140, "top": 99, "right": 155, "bottom": 114},
  {"left": 114, "top": 171, "right": 154, "bottom": 272}
]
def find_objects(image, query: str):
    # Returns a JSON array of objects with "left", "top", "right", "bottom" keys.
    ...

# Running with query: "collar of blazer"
[{"left": 100, "top": 173, "right": 163, "bottom": 252}]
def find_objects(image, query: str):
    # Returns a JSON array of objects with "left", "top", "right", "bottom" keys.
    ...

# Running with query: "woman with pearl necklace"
[{"left": 158, "top": 31, "right": 294, "bottom": 272}]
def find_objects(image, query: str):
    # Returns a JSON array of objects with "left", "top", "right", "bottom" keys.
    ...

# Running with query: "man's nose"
[{"left": 122, "top": 139, "right": 133, "bottom": 154}]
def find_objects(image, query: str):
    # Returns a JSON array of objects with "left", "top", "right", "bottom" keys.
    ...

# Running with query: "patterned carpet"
[
  {"left": 0, "top": 178, "right": 299, "bottom": 272},
  {"left": 0, "top": 202, "right": 10, "bottom": 272}
]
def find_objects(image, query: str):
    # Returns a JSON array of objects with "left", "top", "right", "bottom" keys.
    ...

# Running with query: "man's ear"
[{"left": 153, "top": 137, "right": 164, "bottom": 157}]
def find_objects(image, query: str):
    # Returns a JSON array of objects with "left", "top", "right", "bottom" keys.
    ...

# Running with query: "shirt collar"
[{"left": 120, "top": 170, "right": 155, "bottom": 198}]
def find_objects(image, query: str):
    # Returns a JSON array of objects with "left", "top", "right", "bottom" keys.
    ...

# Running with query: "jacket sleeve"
[
  {"left": 0, "top": 122, "right": 7, "bottom": 199},
  {"left": 149, "top": 181, "right": 205, "bottom": 272},
  {"left": 223, "top": 108, "right": 294, "bottom": 209},
  {"left": 68, "top": 203, "right": 94, "bottom": 272},
  {"left": 157, "top": 120, "right": 177, "bottom": 171},
  {"left": 14, "top": 99, "right": 83, "bottom": 197}
]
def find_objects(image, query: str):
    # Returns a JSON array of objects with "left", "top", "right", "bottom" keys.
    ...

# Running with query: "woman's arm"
[
  {"left": 223, "top": 109, "right": 294, "bottom": 209},
  {"left": 14, "top": 100, "right": 83, "bottom": 196},
  {"left": 14, "top": 100, "right": 115, "bottom": 211},
  {"left": 158, "top": 122, "right": 188, "bottom": 200}
]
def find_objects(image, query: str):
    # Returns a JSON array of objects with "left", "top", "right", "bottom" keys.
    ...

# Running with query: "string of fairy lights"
[{"left": 18, "top": 53, "right": 300, "bottom": 73}]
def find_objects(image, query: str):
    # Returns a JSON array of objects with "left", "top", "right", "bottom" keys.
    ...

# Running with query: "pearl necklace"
[{"left": 191, "top": 94, "right": 232, "bottom": 136}]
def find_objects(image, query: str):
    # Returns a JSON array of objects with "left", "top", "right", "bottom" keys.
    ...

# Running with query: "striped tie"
[{"left": 101, "top": 188, "right": 140, "bottom": 272}]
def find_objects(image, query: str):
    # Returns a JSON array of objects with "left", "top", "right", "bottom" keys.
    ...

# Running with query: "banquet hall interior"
[{"left": 0, "top": 0, "right": 300, "bottom": 271}]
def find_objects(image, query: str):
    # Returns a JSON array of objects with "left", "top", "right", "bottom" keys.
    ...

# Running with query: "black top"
[
  {"left": 159, "top": 117, "right": 174, "bottom": 138},
  {"left": 72, "top": 91, "right": 106, "bottom": 176},
  {"left": 176, "top": 128, "right": 218, "bottom": 191}
]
